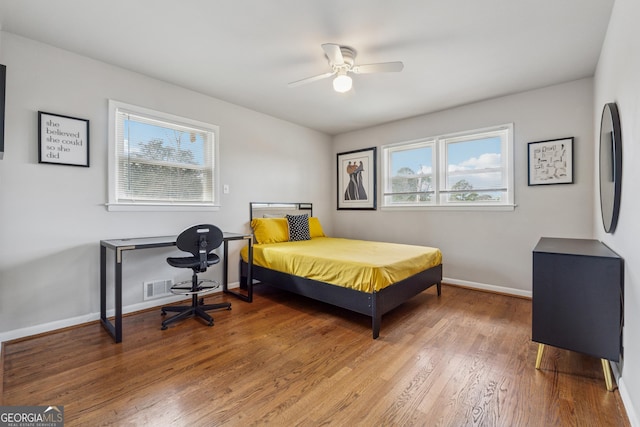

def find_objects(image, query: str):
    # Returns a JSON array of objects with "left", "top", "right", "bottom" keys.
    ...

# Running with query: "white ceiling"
[{"left": 0, "top": 0, "right": 614, "bottom": 135}]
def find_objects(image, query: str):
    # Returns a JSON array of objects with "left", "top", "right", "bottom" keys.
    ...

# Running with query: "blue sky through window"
[
  {"left": 124, "top": 119, "right": 206, "bottom": 165},
  {"left": 448, "top": 137, "right": 500, "bottom": 167},
  {"left": 391, "top": 146, "right": 432, "bottom": 175},
  {"left": 446, "top": 136, "right": 502, "bottom": 189},
  {"left": 391, "top": 137, "right": 500, "bottom": 175},
  {"left": 390, "top": 136, "right": 502, "bottom": 192}
]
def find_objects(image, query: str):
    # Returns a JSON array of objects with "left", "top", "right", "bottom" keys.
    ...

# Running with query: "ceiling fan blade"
[
  {"left": 321, "top": 43, "right": 344, "bottom": 66},
  {"left": 287, "top": 71, "right": 335, "bottom": 88},
  {"left": 352, "top": 61, "right": 404, "bottom": 74}
]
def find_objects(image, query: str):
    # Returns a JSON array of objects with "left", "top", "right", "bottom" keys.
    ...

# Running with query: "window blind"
[{"left": 113, "top": 107, "right": 216, "bottom": 205}]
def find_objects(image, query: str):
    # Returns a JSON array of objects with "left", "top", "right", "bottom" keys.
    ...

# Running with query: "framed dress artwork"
[{"left": 336, "top": 147, "right": 377, "bottom": 210}]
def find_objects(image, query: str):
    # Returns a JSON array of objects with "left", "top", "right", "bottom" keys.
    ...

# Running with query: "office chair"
[{"left": 161, "top": 224, "right": 231, "bottom": 330}]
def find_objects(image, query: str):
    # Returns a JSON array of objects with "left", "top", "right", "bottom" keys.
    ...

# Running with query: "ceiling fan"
[{"left": 288, "top": 43, "right": 404, "bottom": 93}]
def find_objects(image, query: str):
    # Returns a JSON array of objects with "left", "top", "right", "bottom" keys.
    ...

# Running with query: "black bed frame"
[
  {"left": 242, "top": 202, "right": 443, "bottom": 339},
  {"left": 241, "top": 261, "right": 441, "bottom": 339}
]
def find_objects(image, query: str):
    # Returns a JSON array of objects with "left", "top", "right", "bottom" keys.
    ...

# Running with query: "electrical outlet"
[{"left": 223, "top": 184, "right": 230, "bottom": 194}]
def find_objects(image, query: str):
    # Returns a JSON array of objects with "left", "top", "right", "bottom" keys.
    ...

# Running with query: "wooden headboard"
[{"left": 249, "top": 202, "right": 313, "bottom": 220}]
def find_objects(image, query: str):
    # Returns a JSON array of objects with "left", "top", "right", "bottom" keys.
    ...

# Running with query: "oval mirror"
[{"left": 599, "top": 102, "right": 622, "bottom": 233}]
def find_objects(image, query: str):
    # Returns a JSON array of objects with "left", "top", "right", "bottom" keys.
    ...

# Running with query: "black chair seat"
[{"left": 166, "top": 253, "right": 220, "bottom": 270}]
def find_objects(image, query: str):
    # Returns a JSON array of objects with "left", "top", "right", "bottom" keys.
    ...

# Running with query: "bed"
[{"left": 240, "top": 202, "right": 443, "bottom": 339}]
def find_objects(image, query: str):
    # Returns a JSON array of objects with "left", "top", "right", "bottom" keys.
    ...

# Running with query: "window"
[
  {"left": 108, "top": 100, "right": 219, "bottom": 211},
  {"left": 382, "top": 124, "right": 514, "bottom": 209}
]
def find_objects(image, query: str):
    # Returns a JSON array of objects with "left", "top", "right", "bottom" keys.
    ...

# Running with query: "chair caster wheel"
[
  {"left": 199, "top": 298, "right": 205, "bottom": 305},
  {"left": 161, "top": 325, "right": 168, "bottom": 330},
  {"left": 227, "top": 307, "right": 232, "bottom": 311},
  {"left": 161, "top": 311, "right": 166, "bottom": 316},
  {"left": 207, "top": 321, "right": 213, "bottom": 327}
]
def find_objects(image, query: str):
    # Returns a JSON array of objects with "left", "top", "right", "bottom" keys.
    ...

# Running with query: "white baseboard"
[
  {"left": 443, "top": 277, "right": 532, "bottom": 298},
  {"left": 0, "top": 283, "right": 239, "bottom": 345},
  {"left": 620, "top": 379, "right": 639, "bottom": 427},
  {"left": 0, "top": 312, "right": 101, "bottom": 345},
  {"left": 612, "top": 362, "right": 639, "bottom": 427}
]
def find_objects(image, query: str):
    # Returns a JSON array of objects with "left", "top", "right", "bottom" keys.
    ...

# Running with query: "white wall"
[
  {"left": 332, "top": 78, "right": 595, "bottom": 295},
  {"left": 0, "top": 32, "right": 333, "bottom": 341},
  {"left": 594, "top": 0, "right": 640, "bottom": 423}
]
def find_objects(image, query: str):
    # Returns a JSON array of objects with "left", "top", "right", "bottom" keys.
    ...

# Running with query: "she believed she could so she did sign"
[{"left": 38, "top": 111, "right": 90, "bottom": 167}]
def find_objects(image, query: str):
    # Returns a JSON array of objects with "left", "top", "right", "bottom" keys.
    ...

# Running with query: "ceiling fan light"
[{"left": 333, "top": 74, "right": 352, "bottom": 93}]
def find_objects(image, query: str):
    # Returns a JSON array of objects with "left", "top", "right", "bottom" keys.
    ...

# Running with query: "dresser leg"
[
  {"left": 601, "top": 359, "right": 615, "bottom": 391},
  {"left": 535, "top": 343, "right": 545, "bottom": 369}
]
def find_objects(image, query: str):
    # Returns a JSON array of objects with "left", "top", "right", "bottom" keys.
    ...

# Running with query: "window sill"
[
  {"left": 106, "top": 203, "right": 221, "bottom": 212},
  {"left": 381, "top": 204, "right": 516, "bottom": 212}
]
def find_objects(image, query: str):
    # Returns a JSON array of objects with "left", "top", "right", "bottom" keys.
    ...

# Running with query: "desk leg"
[
  {"left": 115, "top": 250, "right": 123, "bottom": 343},
  {"left": 222, "top": 239, "right": 230, "bottom": 294},
  {"left": 99, "top": 245, "right": 123, "bottom": 343},
  {"left": 100, "top": 245, "right": 107, "bottom": 327},
  {"left": 223, "top": 238, "right": 252, "bottom": 302}
]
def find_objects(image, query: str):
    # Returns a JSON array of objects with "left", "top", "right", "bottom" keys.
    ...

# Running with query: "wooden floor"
[{"left": 2, "top": 284, "right": 630, "bottom": 426}]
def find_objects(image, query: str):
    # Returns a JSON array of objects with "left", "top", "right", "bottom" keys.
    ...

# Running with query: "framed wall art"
[
  {"left": 337, "top": 147, "right": 376, "bottom": 210},
  {"left": 38, "top": 111, "right": 90, "bottom": 167},
  {"left": 528, "top": 137, "right": 573, "bottom": 185}
]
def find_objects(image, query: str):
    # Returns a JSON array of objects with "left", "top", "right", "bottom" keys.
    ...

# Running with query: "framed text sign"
[{"left": 38, "top": 111, "right": 90, "bottom": 167}]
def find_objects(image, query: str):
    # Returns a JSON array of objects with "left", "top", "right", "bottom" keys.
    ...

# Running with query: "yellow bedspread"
[{"left": 240, "top": 237, "right": 442, "bottom": 293}]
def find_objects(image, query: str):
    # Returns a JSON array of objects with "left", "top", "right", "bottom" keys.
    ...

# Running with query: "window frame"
[
  {"left": 107, "top": 100, "right": 220, "bottom": 212},
  {"left": 383, "top": 139, "right": 437, "bottom": 205},
  {"left": 382, "top": 123, "right": 515, "bottom": 211}
]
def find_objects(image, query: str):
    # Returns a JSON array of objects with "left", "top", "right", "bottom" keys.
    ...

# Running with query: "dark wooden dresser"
[{"left": 532, "top": 237, "right": 623, "bottom": 390}]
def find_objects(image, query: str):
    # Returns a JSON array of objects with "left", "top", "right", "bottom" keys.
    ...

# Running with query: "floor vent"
[{"left": 143, "top": 279, "right": 173, "bottom": 300}]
